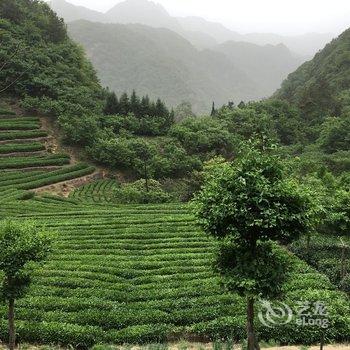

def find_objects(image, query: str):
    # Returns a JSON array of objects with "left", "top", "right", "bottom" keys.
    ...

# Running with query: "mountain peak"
[
  {"left": 105, "top": 0, "right": 180, "bottom": 30},
  {"left": 107, "top": 0, "right": 170, "bottom": 17}
]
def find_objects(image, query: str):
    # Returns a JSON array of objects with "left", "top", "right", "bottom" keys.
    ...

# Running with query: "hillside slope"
[
  {"left": 68, "top": 20, "right": 261, "bottom": 113},
  {"left": 275, "top": 28, "right": 350, "bottom": 123},
  {"left": 0, "top": 0, "right": 104, "bottom": 120}
]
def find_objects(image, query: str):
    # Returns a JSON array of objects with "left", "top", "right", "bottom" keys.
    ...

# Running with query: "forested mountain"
[
  {"left": 275, "top": 28, "right": 350, "bottom": 124},
  {"left": 68, "top": 20, "right": 261, "bottom": 113},
  {"left": 48, "top": 0, "right": 333, "bottom": 56},
  {"left": 68, "top": 20, "right": 304, "bottom": 113}
]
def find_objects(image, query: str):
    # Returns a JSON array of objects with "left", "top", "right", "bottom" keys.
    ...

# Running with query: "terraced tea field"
[
  {"left": 0, "top": 110, "right": 95, "bottom": 199},
  {"left": 70, "top": 179, "right": 120, "bottom": 203},
  {"left": 0, "top": 198, "right": 349, "bottom": 347},
  {"left": 0, "top": 109, "right": 349, "bottom": 347}
]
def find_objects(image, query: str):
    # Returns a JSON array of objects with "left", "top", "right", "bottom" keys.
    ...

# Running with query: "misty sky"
[{"left": 60, "top": 0, "right": 350, "bottom": 35}]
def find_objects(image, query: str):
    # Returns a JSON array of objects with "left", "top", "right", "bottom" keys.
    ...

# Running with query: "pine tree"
[
  {"left": 104, "top": 92, "right": 119, "bottom": 115},
  {"left": 140, "top": 95, "right": 151, "bottom": 117},
  {"left": 210, "top": 102, "right": 216, "bottom": 116},
  {"left": 149, "top": 101, "right": 157, "bottom": 117},
  {"left": 155, "top": 98, "right": 168, "bottom": 118},
  {"left": 238, "top": 101, "right": 246, "bottom": 109},
  {"left": 130, "top": 90, "right": 141, "bottom": 116},
  {"left": 119, "top": 92, "right": 130, "bottom": 115}
]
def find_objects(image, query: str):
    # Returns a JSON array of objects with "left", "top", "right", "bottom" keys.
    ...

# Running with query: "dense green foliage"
[
  {"left": 275, "top": 28, "right": 350, "bottom": 130},
  {"left": 113, "top": 179, "right": 172, "bottom": 204},
  {"left": 0, "top": 0, "right": 104, "bottom": 139},
  {"left": 194, "top": 144, "right": 311, "bottom": 244},
  {"left": 0, "top": 220, "right": 52, "bottom": 301}
]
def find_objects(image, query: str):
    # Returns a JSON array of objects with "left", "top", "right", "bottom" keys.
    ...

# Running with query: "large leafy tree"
[
  {"left": 193, "top": 141, "right": 311, "bottom": 350},
  {"left": 0, "top": 220, "right": 53, "bottom": 350}
]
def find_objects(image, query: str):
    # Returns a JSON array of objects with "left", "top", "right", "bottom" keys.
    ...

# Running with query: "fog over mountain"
[
  {"left": 47, "top": 0, "right": 335, "bottom": 112},
  {"left": 49, "top": 0, "right": 335, "bottom": 56}
]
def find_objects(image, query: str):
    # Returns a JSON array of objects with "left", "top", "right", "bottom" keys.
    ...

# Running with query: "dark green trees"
[
  {"left": 103, "top": 90, "right": 173, "bottom": 135},
  {"left": 104, "top": 92, "right": 119, "bottom": 115},
  {"left": 0, "top": 220, "right": 53, "bottom": 350},
  {"left": 193, "top": 142, "right": 311, "bottom": 350}
]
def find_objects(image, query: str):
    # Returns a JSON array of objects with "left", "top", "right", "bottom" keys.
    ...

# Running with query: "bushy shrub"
[{"left": 113, "top": 179, "right": 172, "bottom": 204}]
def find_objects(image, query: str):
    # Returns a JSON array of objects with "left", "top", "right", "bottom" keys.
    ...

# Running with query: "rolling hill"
[{"left": 275, "top": 27, "right": 350, "bottom": 123}]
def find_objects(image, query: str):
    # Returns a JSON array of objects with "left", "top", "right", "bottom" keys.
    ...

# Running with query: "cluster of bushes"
[
  {"left": 87, "top": 136, "right": 201, "bottom": 180},
  {"left": 113, "top": 179, "right": 172, "bottom": 204}
]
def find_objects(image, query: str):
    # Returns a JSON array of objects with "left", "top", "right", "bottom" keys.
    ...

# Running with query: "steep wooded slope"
[{"left": 275, "top": 28, "right": 350, "bottom": 123}]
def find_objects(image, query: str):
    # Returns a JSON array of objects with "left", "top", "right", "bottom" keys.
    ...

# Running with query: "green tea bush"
[
  {"left": 0, "top": 142, "right": 45, "bottom": 154},
  {"left": 113, "top": 180, "right": 172, "bottom": 204},
  {"left": 0, "top": 130, "right": 47, "bottom": 140}
]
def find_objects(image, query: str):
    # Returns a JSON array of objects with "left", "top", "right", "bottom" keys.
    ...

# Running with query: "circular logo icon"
[{"left": 258, "top": 300, "right": 293, "bottom": 328}]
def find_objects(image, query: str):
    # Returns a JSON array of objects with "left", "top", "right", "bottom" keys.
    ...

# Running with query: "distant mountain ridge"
[
  {"left": 49, "top": 0, "right": 334, "bottom": 56},
  {"left": 67, "top": 20, "right": 303, "bottom": 113},
  {"left": 67, "top": 20, "right": 260, "bottom": 113}
]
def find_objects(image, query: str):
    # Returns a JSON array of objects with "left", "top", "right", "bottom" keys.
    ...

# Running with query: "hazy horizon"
[{"left": 49, "top": 0, "right": 350, "bottom": 36}]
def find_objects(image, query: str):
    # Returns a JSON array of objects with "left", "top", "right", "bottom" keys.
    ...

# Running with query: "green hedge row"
[
  {"left": 0, "top": 170, "right": 45, "bottom": 182},
  {"left": 0, "top": 122, "right": 40, "bottom": 130},
  {"left": 0, "top": 129, "right": 47, "bottom": 140},
  {"left": 18, "top": 164, "right": 95, "bottom": 190},
  {"left": 0, "top": 108, "right": 16, "bottom": 115},
  {"left": 0, "top": 142, "right": 45, "bottom": 154},
  {"left": 0, "top": 164, "right": 94, "bottom": 190},
  {"left": 0, "top": 117, "right": 39, "bottom": 123},
  {"left": 0, "top": 154, "right": 70, "bottom": 169}
]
